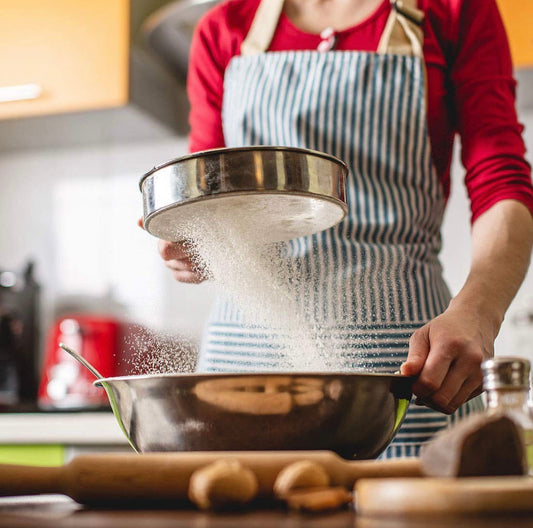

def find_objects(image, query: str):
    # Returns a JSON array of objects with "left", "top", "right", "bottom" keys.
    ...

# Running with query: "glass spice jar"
[{"left": 482, "top": 356, "right": 533, "bottom": 476}]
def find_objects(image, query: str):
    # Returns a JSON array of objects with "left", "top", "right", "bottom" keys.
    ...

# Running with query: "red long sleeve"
[
  {"left": 448, "top": 0, "right": 532, "bottom": 222},
  {"left": 187, "top": 0, "right": 533, "bottom": 223}
]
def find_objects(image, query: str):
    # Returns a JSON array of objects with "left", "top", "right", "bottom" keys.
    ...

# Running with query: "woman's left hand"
[
  {"left": 402, "top": 200, "right": 533, "bottom": 415},
  {"left": 400, "top": 304, "right": 494, "bottom": 414}
]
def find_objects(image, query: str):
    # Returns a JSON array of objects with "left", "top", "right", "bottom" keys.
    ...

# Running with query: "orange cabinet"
[
  {"left": 0, "top": 0, "right": 130, "bottom": 120},
  {"left": 497, "top": 0, "right": 533, "bottom": 68}
]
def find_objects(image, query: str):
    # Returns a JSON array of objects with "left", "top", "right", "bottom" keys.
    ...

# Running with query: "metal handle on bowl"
[{"left": 58, "top": 342, "right": 104, "bottom": 380}]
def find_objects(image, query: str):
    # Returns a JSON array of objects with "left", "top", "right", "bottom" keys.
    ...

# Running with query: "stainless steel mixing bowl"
[
  {"left": 95, "top": 372, "right": 413, "bottom": 460},
  {"left": 139, "top": 146, "right": 348, "bottom": 243}
]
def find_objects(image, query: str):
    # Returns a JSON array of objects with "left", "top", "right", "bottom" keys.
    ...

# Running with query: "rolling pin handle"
[{"left": 0, "top": 464, "right": 64, "bottom": 497}]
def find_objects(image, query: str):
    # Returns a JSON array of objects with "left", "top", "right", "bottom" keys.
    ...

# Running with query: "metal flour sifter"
[{"left": 139, "top": 146, "right": 348, "bottom": 243}]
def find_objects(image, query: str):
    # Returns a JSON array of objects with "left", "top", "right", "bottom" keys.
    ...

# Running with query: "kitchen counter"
[
  {"left": 0, "top": 412, "right": 127, "bottom": 445},
  {"left": 0, "top": 412, "right": 131, "bottom": 466},
  {"left": 0, "top": 496, "right": 532, "bottom": 528}
]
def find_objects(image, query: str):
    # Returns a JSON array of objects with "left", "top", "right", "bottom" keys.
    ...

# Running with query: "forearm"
[
  {"left": 449, "top": 199, "right": 533, "bottom": 339},
  {"left": 403, "top": 200, "right": 533, "bottom": 412}
]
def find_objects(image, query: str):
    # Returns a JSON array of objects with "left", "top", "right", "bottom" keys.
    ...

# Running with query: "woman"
[{"left": 158, "top": 0, "right": 533, "bottom": 456}]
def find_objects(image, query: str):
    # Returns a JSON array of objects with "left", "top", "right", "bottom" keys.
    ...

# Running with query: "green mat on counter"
[{"left": 0, "top": 445, "right": 64, "bottom": 466}]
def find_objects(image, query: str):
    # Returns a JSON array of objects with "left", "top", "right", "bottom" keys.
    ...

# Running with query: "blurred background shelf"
[
  {"left": 0, "top": 412, "right": 125, "bottom": 445},
  {"left": 0, "top": 412, "right": 130, "bottom": 466}
]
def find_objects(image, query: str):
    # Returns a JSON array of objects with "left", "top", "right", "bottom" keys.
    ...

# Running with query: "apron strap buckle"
[{"left": 391, "top": 0, "right": 425, "bottom": 26}]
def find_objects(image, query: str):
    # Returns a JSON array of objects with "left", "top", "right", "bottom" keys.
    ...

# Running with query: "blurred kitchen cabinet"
[
  {"left": 496, "top": 0, "right": 533, "bottom": 68},
  {"left": 0, "top": 0, "right": 130, "bottom": 119},
  {"left": 0, "top": 0, "right": 187, "bottom": 148}
]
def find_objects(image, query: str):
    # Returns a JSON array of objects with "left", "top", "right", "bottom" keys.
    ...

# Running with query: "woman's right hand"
[
  {"left": 158, "top": 240, "right": 206, "bottom": 284},
  {"left": 139, "top": 218, "right": 205, "bottom": 284}
]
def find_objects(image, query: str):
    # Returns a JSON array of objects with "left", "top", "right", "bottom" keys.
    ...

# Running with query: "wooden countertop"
[{"left": 1, "top": 496, "right": 533, "bottom": 528}]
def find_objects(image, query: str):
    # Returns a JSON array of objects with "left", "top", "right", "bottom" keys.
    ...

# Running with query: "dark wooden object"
[
  {"left": 3, "top": 496, "right": 533, "bottom": 528},
  {"left": 420, "top": 414, "right": 527, "bottom": 477}
]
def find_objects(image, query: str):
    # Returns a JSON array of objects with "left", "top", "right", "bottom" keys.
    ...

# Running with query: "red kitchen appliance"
[{"left": 38, "top": 315, "right": 124, "bottom": 409}]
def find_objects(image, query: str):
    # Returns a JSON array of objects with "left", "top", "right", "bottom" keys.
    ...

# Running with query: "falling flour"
[
  {"left": 179, "top": 200, "right": 363, "bottom": 373},
  {"left": 124, "top": 325, "right": 197, "bottom": 375},
  {"left": 131, "top": 196, "right": 384, "bottom": 375}
]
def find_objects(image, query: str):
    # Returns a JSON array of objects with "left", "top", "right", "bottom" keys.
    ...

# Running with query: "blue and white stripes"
[
  {"left": 222, "top": 51, "right": 448, "bottom": 327},
  {"left": 199, "top": 320, "right": 426, "bottom": 373}
]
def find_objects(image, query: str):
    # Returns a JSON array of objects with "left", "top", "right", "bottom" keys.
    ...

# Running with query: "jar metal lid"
[{"left": 482, "top": 356, "right": 531, "bottom": 390}]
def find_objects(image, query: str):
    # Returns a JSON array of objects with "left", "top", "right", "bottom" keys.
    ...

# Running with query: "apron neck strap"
[
  {"left": 241, "top": 0, "right": 285, "bottom": 56},
  {"left": 377, "top": 0, "right": 425, "bottom": 56},
  {"left": 240, "top": 0, "right": 425, "bottom": 57}
]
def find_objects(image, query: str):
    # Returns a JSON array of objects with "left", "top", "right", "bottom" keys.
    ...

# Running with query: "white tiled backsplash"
[{"left": 1, "top": 111, "right": 533, "bottom": 364}]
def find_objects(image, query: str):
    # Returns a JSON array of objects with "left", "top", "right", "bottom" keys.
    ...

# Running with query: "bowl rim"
[{"left": 94, "top": 371, "right": 415, "bottom": 386}]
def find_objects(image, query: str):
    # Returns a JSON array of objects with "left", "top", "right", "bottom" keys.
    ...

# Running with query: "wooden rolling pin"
[{"left": 0, "top": 451, "right": 421, "bottom": 504}]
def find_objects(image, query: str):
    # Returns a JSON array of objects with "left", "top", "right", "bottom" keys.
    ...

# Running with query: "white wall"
[{"left": 0, "top": 138, "right": 217, "bottom": 352}]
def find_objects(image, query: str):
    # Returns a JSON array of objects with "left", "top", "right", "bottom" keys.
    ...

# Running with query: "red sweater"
[{"left": 187, "top": 0, "right": 533, "bottom": 223}]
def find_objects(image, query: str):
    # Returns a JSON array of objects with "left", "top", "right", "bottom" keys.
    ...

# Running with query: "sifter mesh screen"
[{"left": 145, "top": 192, "right": 346, "bottom": 243}]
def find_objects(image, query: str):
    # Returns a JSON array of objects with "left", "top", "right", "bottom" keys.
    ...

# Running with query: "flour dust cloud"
[
  {"left": 179, "top": 200, "right": 371, "bottom": 373},
  {"left": 124, "top": 325, "right": 197, "bottom": 375}
]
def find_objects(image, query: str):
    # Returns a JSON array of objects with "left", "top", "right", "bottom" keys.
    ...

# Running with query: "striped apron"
[{"left": 198, "top": 0, "right": 483, "bottom": 457}]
